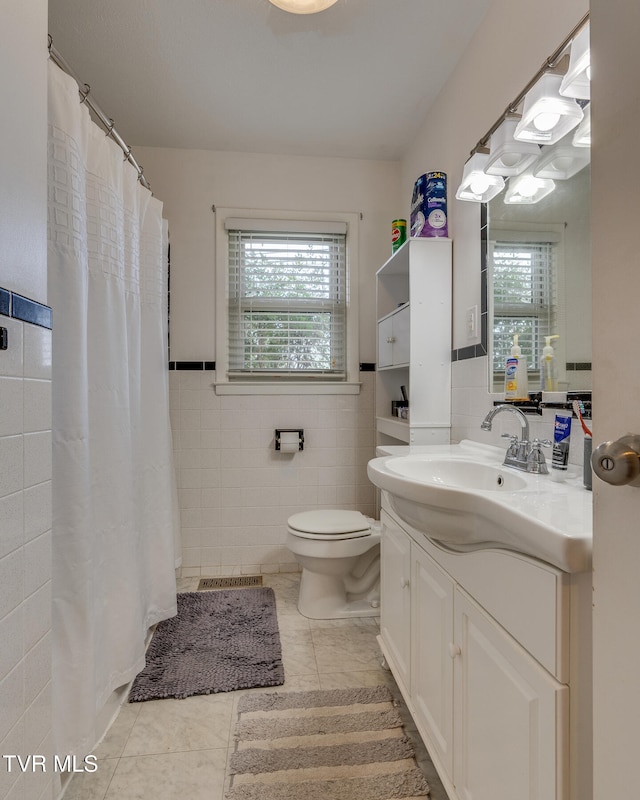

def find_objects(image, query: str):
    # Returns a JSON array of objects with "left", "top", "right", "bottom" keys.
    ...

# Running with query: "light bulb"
[
  {"left": 549, "top": 156, "right": 574, "bottom": 173},
  {"left": 500, "top": 153, "right": 522, "bottom": 169},
  {"left": 516, "top": 177, "right": 540, "bottom": 198},
  {"left": 533, "top": 112, "right": 561, "bottom": 132},
  {"left": 469, "top": 175, "right": 491, "bottom": 195}
]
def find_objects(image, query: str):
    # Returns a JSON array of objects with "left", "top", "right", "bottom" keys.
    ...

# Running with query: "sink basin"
[
  {"left": 367, "top": 440, "right": 592, "bottom": 573},
  {"left": 385, "top": 456, "right": 528, "bottom": 492}
]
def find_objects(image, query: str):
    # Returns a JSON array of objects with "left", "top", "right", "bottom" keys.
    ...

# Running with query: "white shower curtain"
[{"left": 47, "top": 61, "right": 179, "bottom": 758}]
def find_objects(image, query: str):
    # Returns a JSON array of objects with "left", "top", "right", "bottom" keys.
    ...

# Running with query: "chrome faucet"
[{"left": 481, "top": 404, "right": 548, "bottom": 473}]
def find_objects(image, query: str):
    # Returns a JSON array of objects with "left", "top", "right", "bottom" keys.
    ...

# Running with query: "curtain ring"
[
  {"left": 122, "top": 147, "right": 132, "bottom": 161},
  {"left": 79, "top": 84, "right": 91, "bottom": 104},
  {"left": 47, "top": 34, "right": 53, "bottom": 52},
  {"left": 105, "top": 119, "right": 115, "bottom": 137}
]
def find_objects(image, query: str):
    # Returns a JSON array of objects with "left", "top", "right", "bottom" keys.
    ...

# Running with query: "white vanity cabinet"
[
  {"left": 375, "top": 238, "right": 452, "bottom": 446},
  {"left": 379, "top": 500, "right": 592, "bottom": 800},
  {"left": 453, "top": 590, "right": 567, "bottom": 800}
]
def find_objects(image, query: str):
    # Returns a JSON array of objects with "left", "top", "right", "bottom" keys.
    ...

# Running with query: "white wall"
[
  {"left": 400, "top": 0, "right": 588, "bottom": 446},
  {"left": 135, "top": 147, "right": 400, "bottom": 574},
  {"left": 136, "top": 148, "right": 401, "bottom": 363},
  {"left": 0, "top": 3, "right": 53, "bottom": 800}
]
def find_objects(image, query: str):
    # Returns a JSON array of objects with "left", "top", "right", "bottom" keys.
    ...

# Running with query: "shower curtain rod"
[{"left": 48, "top": 37, "right": 151, "bottom": 191}]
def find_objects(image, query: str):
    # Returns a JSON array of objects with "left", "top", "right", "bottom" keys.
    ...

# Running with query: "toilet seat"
[{"left": 288, "top": 510, "right": 372, "bottom": 541}]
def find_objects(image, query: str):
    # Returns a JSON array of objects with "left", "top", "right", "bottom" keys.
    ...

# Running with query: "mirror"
[{"left": 488, "top": 158, "right": 591, "bottom": 393}]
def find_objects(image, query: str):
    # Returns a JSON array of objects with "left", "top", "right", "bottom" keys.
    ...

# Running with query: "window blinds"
[
  {"left": 227, "top": 227, "right": 347, "bottom": 378},
  {"left": 491, "top": 240, "right": 557, "bottom": 374}
]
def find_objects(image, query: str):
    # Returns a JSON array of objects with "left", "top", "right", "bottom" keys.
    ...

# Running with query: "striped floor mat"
[{"left": 226, "top": 685, "right": 430, "bottom": 800}]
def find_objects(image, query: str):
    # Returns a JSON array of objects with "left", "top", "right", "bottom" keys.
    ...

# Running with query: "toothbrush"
[{"left": 572, "top": 399, "right": 592, "bottom": 437}]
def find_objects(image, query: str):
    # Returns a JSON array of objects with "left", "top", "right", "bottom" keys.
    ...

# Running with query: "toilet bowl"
[{"left": 286, "top": 510, "right": 381, "bottom": 620}]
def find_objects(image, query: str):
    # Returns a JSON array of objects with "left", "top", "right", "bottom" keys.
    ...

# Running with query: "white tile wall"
[
  {"left": 0, "top": 319, "right": 53, "bottom": 800},
  {"left": 170, "top": 371, "right": 377, "bottom": 577}
]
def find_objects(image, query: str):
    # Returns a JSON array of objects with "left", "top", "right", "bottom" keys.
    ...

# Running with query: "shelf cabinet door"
[
  {"left": 377, "top": 305, "right": 410, "bottom": 368},
  {"left": 453, "top": 589, "right": 568, "bottom": 800},
  {"left": 380, "top": 510, "right": 412, "bottom": 691},
  {"left": 411, "top": 544, "right": 455, "bottom": 777}
]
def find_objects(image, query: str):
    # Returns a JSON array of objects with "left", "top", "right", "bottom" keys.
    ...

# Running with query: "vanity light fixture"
[
  {"left": 560, "top": 22, "right": 590, "bottom": 99},
  {"left": 485, "top": 115, "right": 541, "bottom": 177},
  {"left": 455, "top": 151, "right": 505, "bottom": 202},
  {"left": 268, "top": 0, "right": 339, "bottom": 12},
  {"left": 572, "top": 103, "right": 591, "bottom": 147},
  {"left": 533, "top": 140, "right": 590, "bottom": 180},
  {"left": 513, "top": 73, "right": 584, "bottom": 146},
  {"left": 504, "top": 169, "right": 555, "bottom": 205}
]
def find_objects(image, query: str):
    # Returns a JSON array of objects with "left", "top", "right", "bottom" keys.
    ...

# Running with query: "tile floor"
[{"left": 62, "top": 573, "right": 447, "bottom": 800}]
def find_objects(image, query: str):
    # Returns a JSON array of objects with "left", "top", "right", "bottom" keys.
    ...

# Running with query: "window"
[
  {"left": 215, "top": 212, "right": 360, "bottom": 394},
  {"left": 490, "top": 237, "right": 558, "bottom": 378}
]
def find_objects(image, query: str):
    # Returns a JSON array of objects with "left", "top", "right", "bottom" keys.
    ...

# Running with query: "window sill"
[{"left": 213, "top": 381, "right": 362, "bottom": 396}]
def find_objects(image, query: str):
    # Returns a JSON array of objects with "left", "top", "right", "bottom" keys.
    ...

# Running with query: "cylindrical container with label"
[
  {"left": 391, "top": 219, "right": 407, "bottom": 253},
  {"left": 583, "top": 436, "right": 593, "bottom": 490},
  {"left": 410, "top": 172, "right": 448, "bottom": 238}
]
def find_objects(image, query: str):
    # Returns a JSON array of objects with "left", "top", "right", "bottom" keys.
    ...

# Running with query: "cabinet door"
[
  {"left": 453, "top": 590, "right": 569, "bottom": 800},
  {"left": 377, "top": 316, "right": 394, "bottom": 368},
  {"left": 379, "top": 510, "right": 412, "bottom": 691},
  {"left": 391, "top": 305, "right": 410, "bottom": 365},
  {"left": 377, "top": 306, "right": 410, "bottom": 368},
  {"left": 411, "top": 545, "right": 455, "bottom": 776}
]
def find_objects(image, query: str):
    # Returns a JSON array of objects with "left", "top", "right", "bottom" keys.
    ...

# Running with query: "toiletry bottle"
[
  {"left": 540, "top": 335, "right": 560, "bottom": 392},
  {"left": 505, "top": 335, "right": 529, "bottom": 400}
]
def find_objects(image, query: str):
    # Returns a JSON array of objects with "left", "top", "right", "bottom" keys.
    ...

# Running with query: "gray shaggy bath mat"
[{"left": 129, "top": 587, "right": 284, "bottom": 702}]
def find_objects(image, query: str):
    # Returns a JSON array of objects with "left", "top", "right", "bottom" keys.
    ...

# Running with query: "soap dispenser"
[
  {"left": 540, "top": 335, "right": 560, "bottom": 392},
  {"left": 505, "top": 334, "right": 529, "bottom": 400}
]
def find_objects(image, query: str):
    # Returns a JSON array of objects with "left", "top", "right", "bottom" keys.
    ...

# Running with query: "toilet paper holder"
[{"left": 275, "top": 428, "right": 304, "bottom": 452}]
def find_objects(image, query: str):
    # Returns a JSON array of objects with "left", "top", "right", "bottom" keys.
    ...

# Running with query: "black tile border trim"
[
  {"left": 168, "top": 361, "right": 378, "bottom": 372},
  {"left": 169, "top": 361, "right": 216, "bottom": 371},
  {"left": 0, "top": 287, "right": 52, "bottom": 329}
]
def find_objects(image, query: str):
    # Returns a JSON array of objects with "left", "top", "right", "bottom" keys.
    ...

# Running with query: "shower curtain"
[{"left": 47, "top": 61, "right": 179, "bottom": 758}]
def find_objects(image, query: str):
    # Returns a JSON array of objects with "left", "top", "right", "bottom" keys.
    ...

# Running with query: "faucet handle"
[
  {"left": 501, "top": 433, "right": 520, "bottom": 458},
  {"left": 527, "top": 439, "right": 551, "bottom": 474},
  {"left": 531, "top": 438, "right": 552, "bottom": 449}
]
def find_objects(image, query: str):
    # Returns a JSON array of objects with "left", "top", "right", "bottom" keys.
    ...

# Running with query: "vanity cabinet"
[
  {"left": 375, "top": 238, "right": 452, "bottom": 446},
  {"left": 379, "top": 500, "right": 592, "bottom": 800}
]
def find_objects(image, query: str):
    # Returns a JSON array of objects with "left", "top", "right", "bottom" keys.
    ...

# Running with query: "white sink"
[
  {"left": 385, "top": 456, "right": 528, "bottom": 492},
  {"left": 367, "top": 440, "right": 592, "bottom": 573}
]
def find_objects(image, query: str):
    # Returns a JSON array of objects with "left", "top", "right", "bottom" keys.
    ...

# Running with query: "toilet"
[{"left": 286, "top": 509, "right": 381, "bottom": 620}]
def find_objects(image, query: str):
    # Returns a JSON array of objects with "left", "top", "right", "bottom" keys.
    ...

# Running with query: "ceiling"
[{"left": 47, "top": 0, "right": 492, "bottom": 161}]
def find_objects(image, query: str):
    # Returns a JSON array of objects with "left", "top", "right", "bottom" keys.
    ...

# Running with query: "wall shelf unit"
[{"left": 375, "top": 238, "right": 452, "bottom": 445}]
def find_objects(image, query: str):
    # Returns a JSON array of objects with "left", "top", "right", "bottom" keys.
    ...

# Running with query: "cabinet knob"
[
  {"left": 400, "top": 577, "right": 410, "bottom": 589},
  {"left": 448, "top": 642, "right": 461, "bottom": 659},
  {"left": 386, "top": 336, "right": 396, "bottom": 344}
]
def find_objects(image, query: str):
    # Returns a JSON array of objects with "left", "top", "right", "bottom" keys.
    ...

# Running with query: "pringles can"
[
  {"left": 391, "top": 219, "right": 407, "bottom": 253},
  {"left": 410, "top": 172, "right": 448, "bottom": 238}
]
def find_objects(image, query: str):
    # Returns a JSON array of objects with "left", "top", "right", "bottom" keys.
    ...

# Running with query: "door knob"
[
  {"left": 448, "top": 642, "right": 461, "bottom": 659},
  {"left": 592, "top": 434, "right": 640, "bottom": 486}
]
